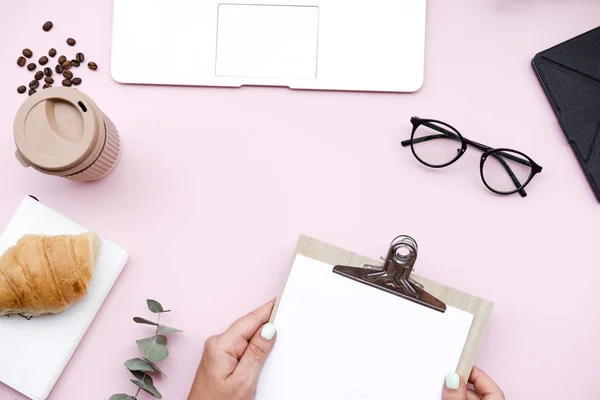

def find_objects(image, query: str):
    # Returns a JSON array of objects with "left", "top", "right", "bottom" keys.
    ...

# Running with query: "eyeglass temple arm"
[{"left": 402, "top": 123, "right": 527, "bottom": 197}]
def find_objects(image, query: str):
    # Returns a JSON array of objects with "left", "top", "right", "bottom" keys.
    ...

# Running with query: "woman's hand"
[
  {"left": 187, "top": 300, "right": 277, "bottom": 400},
  {"left": 443, "top": 367, "right": 505, "bottom": 400}
]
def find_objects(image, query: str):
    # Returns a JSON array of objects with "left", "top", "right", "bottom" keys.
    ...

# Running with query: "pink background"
[{"left": 1, "top": 1, "right": 599, "bottom": 399}]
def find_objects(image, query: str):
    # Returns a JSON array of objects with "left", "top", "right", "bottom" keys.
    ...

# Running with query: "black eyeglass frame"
[{"left": 401, "top": 117, "right": 543, "bottom": 197}]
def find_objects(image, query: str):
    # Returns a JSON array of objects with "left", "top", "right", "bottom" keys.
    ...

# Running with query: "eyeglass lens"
[
  {"left": 412, "top": 122, "right": 463, "bottom": 167},
  {"left": 482, "top": 150, "right": 532, "bottom": 193}
]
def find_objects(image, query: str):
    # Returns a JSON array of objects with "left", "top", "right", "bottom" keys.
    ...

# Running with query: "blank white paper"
[{"left": 256, "top": 255, "right": 474, "bottom": 400}]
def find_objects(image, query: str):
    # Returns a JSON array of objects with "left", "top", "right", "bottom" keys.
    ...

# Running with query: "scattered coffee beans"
[{"left": 16, "top": 29, "right": 96, "bottom": 92}]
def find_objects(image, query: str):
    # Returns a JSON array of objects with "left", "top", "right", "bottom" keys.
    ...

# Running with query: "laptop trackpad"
[{"left": 216, "top": 4, "right": 319, "bottom": 79}]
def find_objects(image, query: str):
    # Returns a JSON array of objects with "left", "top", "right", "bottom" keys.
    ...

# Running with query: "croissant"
[{"left": 0, "top": 232, "right": 101, "bottom": 316}]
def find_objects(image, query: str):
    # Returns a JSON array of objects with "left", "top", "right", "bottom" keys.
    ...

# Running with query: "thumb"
[
  {"left": 442, "top": 372, "right": 467, "bottom": 400},
  {"left": 232, "top": 323, "right": 277, "bottom": 383}
]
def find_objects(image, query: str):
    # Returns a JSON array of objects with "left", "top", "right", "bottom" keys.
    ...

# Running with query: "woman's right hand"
[{"left": 442, "top": 367, "right": 504, "bottom": 400}]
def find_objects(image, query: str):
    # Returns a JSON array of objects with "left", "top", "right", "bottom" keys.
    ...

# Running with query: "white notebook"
[
  {"left": 257, "top": 255, "right": 474, "bottom": 400},
  {"left": 0, "top": 196, "right": 128, "bottom": 400}
]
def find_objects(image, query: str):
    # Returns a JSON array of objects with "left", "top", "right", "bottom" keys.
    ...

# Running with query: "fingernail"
[
  {"left": 260, "top": 323, "right": 276, "bottom": 341},
  {"left": 445, "top": 372, "right": 461, "bottom": 390}
]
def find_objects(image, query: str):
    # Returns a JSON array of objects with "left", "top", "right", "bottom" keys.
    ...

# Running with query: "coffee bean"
[
  {"left": 17, "top": 56, "right": 26, "bottom": 67},
  {"left": 62, "top": 60, "right": 72, "bottom": 69},
  {"left": 58, "top": 55, "right": 67, "bottom": 64},
  {"left": 44, "top": 67, "right": 52, "bottom": 76},
  {"left": 72, "top": 77, "right": 82, "bottom": 86},
  {"left": 45, "top": 76, "right": 54, "bottom": 84},
  {"left": 42, "top": 21, "right": 53, "bottom": 32},
  {"left": 66, "top": 38, "right": 76, "bottom": 46},
  {"left": 63, "top": 70, "right": 73, "bottom": 80},
  {"left": 39, "top": 56, "right": 49, "bottom": 66},
  {"left": 29, "top": 80, "right": 39, "bottom": 89},
  {"left": 76, "top": 52, "right": 85, "bottom": 62},
  {"left": 22, "top": 48, "right": 33, "bottom": 58},
  {"left": 17, "top": 85, "right": 27, "bottom": 94},
  {"left": 43, "top": 84, "right": 52, "bottom": 89},
  {"left": 87, "top": 62, "right": 98, "bottom": 71},
  {"left": 55, "top": 64, "right": 64, "bottom": 74},
  {"left": 34, "top": 71, "right": 44, "bottom": 80},
  {"left": 28, "top": 89, "right": 37, "bottom": 96},
  {"left": 48, "top": 48, "right": 57, "bottom": 57},
  {"left": 27, "top": 63, "right": 36, "bottom": 71},
  {"left": 62, "top": 79, "right": 72, "bottom": 87},
  {"left": 70, "top": 60, "right": 80, "bottom": 67}
]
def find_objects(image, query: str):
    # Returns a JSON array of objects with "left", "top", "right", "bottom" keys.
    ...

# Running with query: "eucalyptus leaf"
[
  {"left": 146, "top": 299, "right": 164, "bottom": 313},
  {"left": 157, "top": 324, "right": 183, "bottom": 335},
  {"left": 136, "top": 336, "right": 168, "bottom": 362},
  {"left": 109, "top": 395, "right": 135, "bottom": 400},
  {"left": 131, "top": 379, "right": 162, "bottom": 399},
  {"left": 155, "top": 334, "right": 168, "bottom": 345},
  {"left": 130, "top": 370, "right": 154, "bottom": 385},
  {"left": 125, "top": 357, "right": 155, "bottom": 372},
  {"left": 133, "top": 317, "right": 158, "bottom": 326},
  {"left": 143, "top": 357, "right": 166, "bottom": 378},
  {"left": 130, "top": 370, "right": 145, "bottom": 380}
]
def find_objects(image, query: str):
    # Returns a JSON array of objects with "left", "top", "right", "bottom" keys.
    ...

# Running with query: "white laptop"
[{"left": 111, "top": 0, "right": 427, "bottom": 92}]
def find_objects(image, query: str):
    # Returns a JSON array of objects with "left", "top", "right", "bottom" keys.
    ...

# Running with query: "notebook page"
[{"left": 256, "top": 255, "right": 474, "bottom": 400}]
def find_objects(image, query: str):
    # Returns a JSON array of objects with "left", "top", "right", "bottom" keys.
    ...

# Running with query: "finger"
[
  {"left": 221, "top": 300, "right": 275, "bottom": 344},
  {"left": 467, "top": 389, "right": 481, "bottom": 400},
  {"left": 231, "top": 323, "right": 277, "bottom": 385},
  {"left": 200, "top": 334, "right": 239, "bottom": 379},
  {"left": 469, "top": 366, "right": 505, "bottom": 400},
  {"left": 442, "top": 372, "right": 467, "bottom": 400}
]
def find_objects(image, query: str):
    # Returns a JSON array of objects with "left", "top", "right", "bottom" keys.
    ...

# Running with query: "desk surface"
[{"left": 0, "top": 1, "right": 599, "bottom": 399}]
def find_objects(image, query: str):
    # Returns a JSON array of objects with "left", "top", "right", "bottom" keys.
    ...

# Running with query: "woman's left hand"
[{"left": 187, "top": 300, "right": 277, "bottom": 400}]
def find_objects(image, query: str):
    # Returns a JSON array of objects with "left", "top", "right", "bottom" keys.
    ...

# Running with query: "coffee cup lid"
[{"left": 13, "top": 87, "right": 102, "bottom": 172}]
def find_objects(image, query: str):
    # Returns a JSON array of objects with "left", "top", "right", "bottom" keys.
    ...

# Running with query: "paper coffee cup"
[{"left": 13, "top": 87, "right": 121, "bottom": 182}]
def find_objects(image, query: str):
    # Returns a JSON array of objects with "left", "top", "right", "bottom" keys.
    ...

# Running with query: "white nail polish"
[
  {"left": 445, "top": 372, "right": 460, "bottom": 390},
  {"left": 260, "top": 323, "right": 276, "bottom": 341}
]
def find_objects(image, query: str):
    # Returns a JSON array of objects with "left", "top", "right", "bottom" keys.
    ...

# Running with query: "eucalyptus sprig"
[{"left": 110, "top": 299, "right": 182, "bottom": 400}]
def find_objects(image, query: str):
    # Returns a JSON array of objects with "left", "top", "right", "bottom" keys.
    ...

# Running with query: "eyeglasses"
[{"left": 402, "top": 117, "right": 542, "bottom": 197}]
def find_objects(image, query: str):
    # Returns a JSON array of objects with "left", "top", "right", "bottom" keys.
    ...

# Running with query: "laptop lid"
[{"left": 111, "top": 0, "right": 427, "bottom": 92}]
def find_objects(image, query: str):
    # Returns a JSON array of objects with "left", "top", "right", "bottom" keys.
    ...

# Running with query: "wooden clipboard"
[{"left": 270, "top": 234, "right": 494, "bottom": 379}]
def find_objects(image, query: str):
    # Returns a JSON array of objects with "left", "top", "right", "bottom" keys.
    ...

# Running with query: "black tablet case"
[{"left": 532, "top": 27, "right": 600, "bottom": 202}]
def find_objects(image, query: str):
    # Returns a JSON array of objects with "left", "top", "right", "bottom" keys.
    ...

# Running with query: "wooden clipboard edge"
[{"left": 270, "top": 234, "right": 494, "bottom": 379}]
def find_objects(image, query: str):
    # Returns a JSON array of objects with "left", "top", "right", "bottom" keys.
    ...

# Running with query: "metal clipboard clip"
[{"left": 332, "top": 235, "right": 447, "bottom": 312}]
